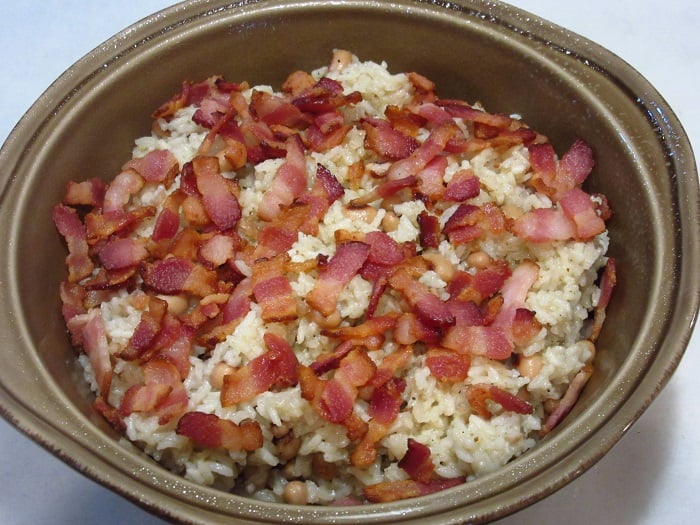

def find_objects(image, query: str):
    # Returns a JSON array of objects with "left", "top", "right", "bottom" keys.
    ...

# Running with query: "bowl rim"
[{"left": 0, "top": 0, "right": 698, "bottom": 523}]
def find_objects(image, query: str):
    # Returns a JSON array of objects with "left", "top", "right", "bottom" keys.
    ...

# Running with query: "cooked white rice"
[{"left": 70, "top": 53, "right": 610, "bottom": 504}]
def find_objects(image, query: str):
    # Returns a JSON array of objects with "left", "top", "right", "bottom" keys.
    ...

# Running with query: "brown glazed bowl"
[{"left": 0, "top": 1, "right": 698, "bottom": 523}]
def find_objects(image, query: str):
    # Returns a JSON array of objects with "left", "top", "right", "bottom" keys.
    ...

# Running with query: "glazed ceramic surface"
[{"left": 0, "top": 1, "right": 697, "bottom": 524}]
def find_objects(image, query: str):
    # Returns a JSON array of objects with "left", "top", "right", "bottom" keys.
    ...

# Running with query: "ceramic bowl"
[{"left": 1, "top": 1, "right": 698, "bottom": 523}]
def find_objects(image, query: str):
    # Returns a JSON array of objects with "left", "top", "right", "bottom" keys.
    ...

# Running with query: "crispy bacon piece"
[
  {"left": 192, "top": 155, "right": 241, "bottom": 231},
  {"left": 361, "top": 116, "right": 419, "bottom": 160},
  {"left": 369, "top": 376, "right": 406, "bottom": 425},
  {"left": 511, "top": 207, "right": 577, "bottom": 243},
  {"left": 589, "top": 258, "right": 616, "bottom": 342},
  {"left": 221, "top": 332, "right": 299, "bottom": 406},
  {"left": 425, "top": 347, "right": 470, "bottom": 383},
  {"left": 528, "top": 139, "right": 595, "bottom": 201},
  {"left": 306, "top": 241, "right": 370, "bottom": 316},
  {"left": 122, "top": 149, "right": 179, "bottom": 186},
  {"left": 492, "top": 259, "right": 540, "bottom": 334},
  {"left": 251, "top": 255, "right": 298, "bottom": 322},
  {"left": 82, "top": 309, "right": 112, "bottom": 397},
  {"left": 103, "top": 169, "right": 145, "bottom": 214},
  {"left": 98, "top": 238, "right": 149, "bottom": 270},
  {"left": 416, "top": 155, "right": 447, "bottom": 201},
  {"left": 386, "top": 122, "right": 460, "bottom": 180},
  {"left": 142, "top": 257, "right": 218, "bottom": 297},
  {"left": 442, "top": 324, "right": 513, "bottom": 360},
  {"left": 540, "top": 364, "right": 593, "bottom": 435},
  {"left": 53, "top": 204, "right": 94, "bottom": 282},
  {"left": 121, "top": 296, "right": 168, "bottom": 361},
  {"left": 388, "top": 267, "right": 454, "bottom": 328},
  {"left": 250, "top": 90, "right": 309, "bottom": 128},
  {"left": 399, "top": 438, "right": 434, "bottom": 483},
  {"left": 443, "top": 202, "right": 507, "bottom": 244},
  {"left": 394, "top": 312, "right": 442, "bottom": 345},
  {"left": 558, "top": 187, "right": 606, "bottom": 240},
  {"left": 349, "top": 175, "right": 417, "bottom": 207},
  {"left": 443, "top": 169, "right": 480, "bottom": 202},
  {"left": 467, "top": 384, "right": 533, "bottom": 419},
  {"left": 63, "top": 178, "right": 106, "bottom": 207},
  {"left": 176, "top": 411, "right": 263, "bottom": 451},
  {"left": 198, "top": 233, "right": 237, "bottom": 268},
  {"left": 364, "top": 477, "right": 465, "bottom": 503},
  {"left": 323, "top": 315, "right": 398, "bottom": 351},
  {"left": 259, "top": 134, "right": 308, "bottom": 221},
  {"left": 417, "top": 211, "right": 441, "bottom": 249}
]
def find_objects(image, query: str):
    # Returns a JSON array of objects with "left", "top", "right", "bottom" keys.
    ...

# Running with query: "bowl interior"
[{"left": 0, "top": 1, "right": 695, "bottom": 524}]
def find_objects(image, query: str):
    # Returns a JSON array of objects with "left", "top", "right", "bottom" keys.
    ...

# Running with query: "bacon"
[
  {"left": 511, "top": 207, "right": 577, "bottom": 243},
  {"left": 251, "top": 255, "right": 298, "bottom": 322},
  {"left": 528, "top": 139, "right": 595, "bottom": 200},
  {"left": 152, "top": 80, "right": 190, "bottom": 119},
  {"left": 415, "top": 155, "right": 447, "bottom": 201},
  {"left": 176, "top": 411, "right": 263, "bottom": 451},
  {"left": 318, "top": 349, "right": 376, "bottom": 423},
  {"left": 292, "top": 77, "right": 362, "bottom": 114},
  {"left": 386, "top": 122, "right": 459, "bottom": 181},
  {"left": 142, "top": 257, "right": 218, "bottom": 297},
  {"left": 361, "top": 117, "right": 419, "bottom": 160},
  {"left": 559, "top": 187, "right": 606, "bottom": 240},
  {"left": 221, "top": 332, "right": 299, "bottom": 406},
  {"left": 53, "top": 203, "right": 94, "bottom": 282},
  {"left": 364, "top": 231, "right": 404, "bottom": 266},
  {"left": 442, "top": 324, "right": 513, "bottom": 360},
  {"left": 443, "top": 169, "right": 480, "bottom": 202},
  {"left": 492, "top": 260, "right": 539, "bottom": 332},
  {"left": 394, "top": 312, "right": 442, "bottom": 345},
  {"left": 84, "top": 207, "right": 156, "bottom": 244},
  {"left": 437, "top": 99, "right": 514, "bottom": 128},
  {"left": 122, "top": 149, "right": 179, "bottom": 185},
  {"left": 417, "top": 211, "right": 441, "bottom": 249},
  {"left": 63, "top": 178, "right": 106, "bottom": 207},
  {"left": 425, "top": 347, "right": 470, "bottom": 383},
  {"left": 388, "top": 267, "right": 454, "bottom": 328},
  {"left": 192, "top": 156, "right": 241, "bottom": 231},
  {"left": 399, "top": 438, "right": 434, "bottom": 483},
  {"left": 510, "top": 308, "right": 543, "bottom": 347},
  {"left": 310, "top": 340, "right": 354, "bottom": 376},
  {"left": 121, "top": 296, "right": 168, "bottom": 361},
  {"left": 306, "top": 111, "right": 351, "bottom": 152},
  {"left": 306, "top": 241, "right": 370, "bottom": 316},
  {"left": 258, "top": 134, "right": 308, "bottom": 221},
  {"left": 370, "top": 345, "right": 414, "bottom": 388},
  {"left": 443, "top": 202, "right": 507, "bottom": 244},
  {"left": 589, "top": 258, "right": 616, "bottom": 342},
  {"left": 82, "top": 309, "right": 112, "bottom": 397},
  {"left": 103, "top": 169, "right": 145, "bottom": 214},
  {"left": 150, "top": 192, "right": 184, "bottom": 247},
  {"left": 349, "top": 175, "right": 417, "bottom": 207},
  {"left": 364, "top": 477, "right": 465, "bottom": 503},
  {"left": 198, "top": 233, "right": 236, "bottom": 268},
  {"left": 98, "top": 237, "right": 149, "bottom": 270},
  {"left": 467, "top": 384, "right": 533, "bottom": 419},
  {"left": 250, "top": 90, "right": 309, "bottom": 128},
  {"left": 369, "top": 376, "right": 406, "bottom": 425},
  {"left": 322, "top": 315, "right": 397, "bottom": 349},
  {"left": 540, "top": 365, "right": 593, "bottom": 435}
]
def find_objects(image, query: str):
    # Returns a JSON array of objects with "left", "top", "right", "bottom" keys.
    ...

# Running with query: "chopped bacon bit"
[
  {"left": 388, "top": 267, "right": 454, "bottom": 328},
  {"left": 386, "top": 122, "right": 459, "bottom": 181},
  {"left": 251, "top": 255, "right": 298, "bottom": 322},
  {"left": 307, "top": 241, "right": 370, "bottom": 316},
  {"left": 417, "top": 211, "right": 441, "bottom": 249},
  {"left": 512, "top": 207, "right": 577, "bottom": 243},
  {"left": 467, "top": 384, "right": 533, "bottom": 419},
  {"left": 123, "top": 149, "right": 179, "bottom": 186},
  {"left": 98, "top": 238, "right": 149, "bottom": 270},
  {"left": 443, "top": 169, "right": 480, "bottom": 201},
  {"left": 53, "top": 204, "right": 94, "bottom": 282},
  {"left": 364, "top": 477, "right": 465, "bottom": 503},
  {"left": 399, "top": 438, "right": 434, "bottom": 483},
  {"left": 176, "top": 411, "right": 263, "bottom": 451},
  {"left": 64, "top": 178, "right": 106, "bottom": 207},
  {"left": 442, "top": 324, "right": 513, "bottom": 360},
  {"left": 589, "top": 258, "right": 616, "bottom": 342},
  {"left": 368, "top": 376, "right": 406, "bottom": 425},
  {"left": 528, "top": 139, "right": 595, "bottom": 200},
  {"left": 103, "top": 169, "right": 145, "bottom": 214},
  {"left": 425, "top": 347, "right": 470, "bottom": 383},
  {"left": 121, "top": 296, "right": 168, "bottom": 361},
  {"left": 540, "top": 365, "right": 593, "bottom": 435},
  {"left": 192, "top": 155, "right": 241, "bottom": 230},
  {"left": 82, "top": 309, "right": 112, "bottom": 397},
  {"left": 361, "top": 116, "right": 419, "bottom": 160},
  {"left": 142, "top": 257, "right": 218, "bottom": 297},
  {"left": 559, "top": 187, "right": 606, "bottom": 240}
]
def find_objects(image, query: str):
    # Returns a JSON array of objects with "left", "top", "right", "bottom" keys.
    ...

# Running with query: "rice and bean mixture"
[{"left": 54, "top": 51, "right": 615, "bottom": 505}]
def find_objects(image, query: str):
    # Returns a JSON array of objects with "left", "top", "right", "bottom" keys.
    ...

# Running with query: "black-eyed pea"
[
  {"left": 283, "top": 480, "right": 309, "bottom": 505},
  {"left": 518, "top": 354, "right": 543, "bottom": 379},
  {"left": 422, "top": 252, "right": 455, "bottom": 281},
  {"left": 381, "top": 210, "right": 400, "bottom": 232},
  {"left": 156, "top": 294, "right": 189, "bottom": 315},
  {"left": 210, "top": 362, "right": 234, "bottom": 390},
  {"left": 329, "top": 49, "right": 353, "bottom": 72},
  {"left": 467, "top": 250, "right": 492, "bottom": 269}
]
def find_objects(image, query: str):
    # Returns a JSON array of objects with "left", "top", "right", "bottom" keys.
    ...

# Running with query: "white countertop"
[{"left": 1, "top": 1, "right": 697, "bottom": 523}]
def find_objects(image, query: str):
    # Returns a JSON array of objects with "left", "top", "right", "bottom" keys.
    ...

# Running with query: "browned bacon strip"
[
  {"left": 176, "top": 411, "right": 263, "bottom": 451},
  {"left": 540, "top": 365, "right": 593, "bottom": 435},
  {"left": 361, "top": 116, "right": 419, "bottom": 160},
  {"left": 388, "top": 267, "right": 454, "bottom": 328},
  {"left": 82, "top": 309, "right": 112, "bottom": 397},
  {"left": 386, "top": 122, "right": 459, "bottom": 181},
  {"left": 53, "top": 204, "right": 95, "bottom": 282},
  {"left": 364, "top": 477, "right": 465, "bottom": 503},
  {"left": 306, "top": 241, "right": 370, "bottom": 316},
  {"left": 192, "top": 155, "right": 241, "bottom": 231},
  {"left": 251, "top": 255, "right": 298, "bottom": 322},
  {"left": 122, "top": 149, "right": 179, "bottom": 186},
  {"left": 398, "top": 438, "right": 434, "bottom": 483}
]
